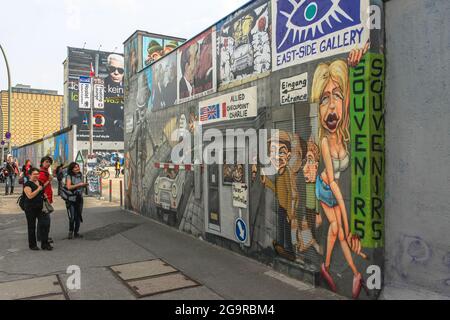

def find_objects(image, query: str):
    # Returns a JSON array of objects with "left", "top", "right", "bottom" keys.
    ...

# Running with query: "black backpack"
[{"left": 17, "top": 193, "right": 26, "bottom": 211}]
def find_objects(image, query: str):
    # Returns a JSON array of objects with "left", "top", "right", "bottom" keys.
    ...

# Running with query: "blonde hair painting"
[{"left": 311, "top": 60, "right": 350, "bottom": 148}]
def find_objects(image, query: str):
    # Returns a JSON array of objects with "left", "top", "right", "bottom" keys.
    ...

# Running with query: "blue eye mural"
[{"left": 276, "top": 0, "right": 361, "bottom": 51}]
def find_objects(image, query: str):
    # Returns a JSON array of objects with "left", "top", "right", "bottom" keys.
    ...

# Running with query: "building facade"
[
  {"left": 0, "top": 85, "right": 62, "bottom": 147},
  {"left": 124, "top": 0, "right": 387, "bottom": 300}
]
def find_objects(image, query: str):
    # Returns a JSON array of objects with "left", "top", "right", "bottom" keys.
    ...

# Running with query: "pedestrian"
[
  {"left": 115, "top": 158, "right": 121, "bottom": 178},
  {"left": 54, "top": 163, "right": 65, "bottom": 196},
  {"left": 4, "top": 155, "right": 18, "bottom": 195},
  {"left": 65, "top": 162, "right": 88, "bottom": 239},
  {"left": 37, "top": 156, "right": 54, "bottom": 245},
  {"left": 23, "top": 168, "right": 52, "bottom": 251}
]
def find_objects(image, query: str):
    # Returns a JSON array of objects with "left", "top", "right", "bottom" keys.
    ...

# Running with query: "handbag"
[{"left": 42, "top": 198, "right": 54, "bottom": 214}]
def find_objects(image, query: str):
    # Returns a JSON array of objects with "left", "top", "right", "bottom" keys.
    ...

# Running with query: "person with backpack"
[
  {"left": 23, "top": 168, "right": 52, "bottom": 251},
  {"left": 54, "top": 163, "right": 65, "bottom": 196},
  {"left": 64, "top": 162, "right": 88, "bottom": 239},
  {"left": 37, "top": 156, "right": 54, "bottom": 245}
]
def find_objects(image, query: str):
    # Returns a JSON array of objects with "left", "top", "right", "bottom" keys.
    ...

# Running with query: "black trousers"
[
  {"left": 25, "top": 209, "right": 49, "bottom": 248},
  {"left": 36, "top": 214, "right": 51, "bottom": 243},
  {"left": 67, "top": 197, "right": 83, "bottom": 234},
  {"left": 115, "top": 169, "right": 120, "bottom": 177},
  {"left": 277, "top": 206, "right": 293, "bottom": 253}
]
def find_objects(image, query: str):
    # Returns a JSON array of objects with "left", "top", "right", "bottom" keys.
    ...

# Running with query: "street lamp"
[{"left": 0, "top": 44, "right": 12, "bottom": 155}]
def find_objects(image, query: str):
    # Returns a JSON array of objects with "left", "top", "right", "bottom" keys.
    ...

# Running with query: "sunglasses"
[{"left": 108, "top": 66, "right": 125, "bottom": 74}]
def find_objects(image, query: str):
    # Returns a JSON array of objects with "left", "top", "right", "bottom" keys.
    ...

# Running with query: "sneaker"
[
  {"left": 68, "top": 232, "right": 73, "bottom": 239},
  {"left": 42, "top": 244, "right": 53, "bottom": 251},
  {"left": 29, "top": 246, "right": 40, "bottom": 251},
  {"left": 74, "top": 233, "right": 83, "bottom": 239}
]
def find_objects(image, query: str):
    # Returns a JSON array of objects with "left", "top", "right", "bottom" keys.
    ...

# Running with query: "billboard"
[
  {"left": 177, "top": 28, "right": 217, "bottom": 104},
  {"left": 143, "top": 36, "right": 184, "bottom": 69},
  {"left": 272, "top": 0, "right": 370, "bottom": 71},
  {"left": 67, "top": 47, "right": 125, "bottom": 143},
  {"left": 217, "top": 0, "right": 271, "bottom": 89}
]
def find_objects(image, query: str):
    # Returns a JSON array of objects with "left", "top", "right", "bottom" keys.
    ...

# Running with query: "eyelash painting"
[
  {"left": 272, "top": 0, "right": 369, "bottom": 71},
  {"left": 277, "top": 0, "right": 359, "bottom": 50}
]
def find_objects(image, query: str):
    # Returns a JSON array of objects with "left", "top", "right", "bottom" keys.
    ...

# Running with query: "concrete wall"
[{"left": 384, "top": 0, "right": 450, "bottom": 298}]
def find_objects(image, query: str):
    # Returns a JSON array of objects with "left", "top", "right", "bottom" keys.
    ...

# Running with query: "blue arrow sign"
[{"left": 235, "top": 218, "right": 248, "bottom": 243}]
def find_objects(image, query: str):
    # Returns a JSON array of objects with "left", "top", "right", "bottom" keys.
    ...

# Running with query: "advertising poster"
[
  {"left": 149, "top": 52, "right": 177, "bottom": 110},
  {"left": 218, "top": 0, "right": 271, "bottom": 89},
  {"left": 177, "top": 28, "right": 217, "bottom": 104},
  {"left": 272, "top": 0, "right": 370, "bottom": 71},
  {"left": 67, "top": 47, "right": 124, "bottom": 142},
  {"left": 199, "top": 86, "right": 257, "bottom": 125}
]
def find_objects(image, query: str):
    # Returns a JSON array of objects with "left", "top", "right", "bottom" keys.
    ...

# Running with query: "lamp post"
[{"left": 0, "top": 44, "right": 12, "bottom": 155}]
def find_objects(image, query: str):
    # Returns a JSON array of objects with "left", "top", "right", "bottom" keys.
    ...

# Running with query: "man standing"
[
  {"left": 115, "top": 158, "right": 121, "bottom": 178},
  {"left": 4, "top": 155, "right": 17, "bottom": 195},
  {"left": 38, "top": 156, "right": 54, "bottom": 245}
]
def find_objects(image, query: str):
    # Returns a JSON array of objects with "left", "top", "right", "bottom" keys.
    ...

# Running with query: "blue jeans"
[
  {"left": 67, "top": 197, "right": 83, "bottom": 234},
  {"left": 5, "top": 175, "right": 16, "bottom": 194}
]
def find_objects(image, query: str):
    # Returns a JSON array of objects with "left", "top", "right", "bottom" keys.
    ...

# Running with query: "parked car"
[
  {"left": 154, "top": 167, "right": 186, "bottom": 212},
  {"left": 231, "top": 43, "right": 254, "bottom": 76}
]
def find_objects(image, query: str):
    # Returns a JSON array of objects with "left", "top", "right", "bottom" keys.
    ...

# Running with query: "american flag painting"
[{"left": 200, "top": 104, "right": 221, "bottom": 122}]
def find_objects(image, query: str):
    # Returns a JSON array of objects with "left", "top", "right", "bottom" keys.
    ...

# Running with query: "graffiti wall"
[
  {"left": 13, "top": 126, "right": 76, "bottom": 171},
  {"left": 124, "top": 0, "right": 385, "bottom": 300}
]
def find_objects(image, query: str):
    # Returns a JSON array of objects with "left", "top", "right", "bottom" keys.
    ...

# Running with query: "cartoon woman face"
[{"left": 319, "top": 79, "right": 344, "bottom": 134}]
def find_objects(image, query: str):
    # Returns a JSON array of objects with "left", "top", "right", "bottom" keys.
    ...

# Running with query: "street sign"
[
  {"left": 1, "top": 141, "right": 4, "bottom": 146},
  {"left": 232, "top": 183, "right": 248, "bottom": 209},
  {"left": 79, "top": 76, "right": 91, "bottom": 109},
  {"left": 5, "top": 132, "right": 11, "bottom": 140},
  {"left": 280, "top": 72, "right": 308, "bottom": 105},
  {"left": 235, "top": 218, "right": 248, "bottom": 243},
  {"left": 75, "top": 151, "right": 85, "bottom": 173},
  {"left": 87, "top": 154, "right": 97, "bottom": 172},
  {"left": 93, "top": 77, "right": 105, "bottom": 109}
]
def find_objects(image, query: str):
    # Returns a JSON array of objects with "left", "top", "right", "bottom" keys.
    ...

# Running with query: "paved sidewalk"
[{"left": 0, "top": 188, "right": 344, "bottom": 300}]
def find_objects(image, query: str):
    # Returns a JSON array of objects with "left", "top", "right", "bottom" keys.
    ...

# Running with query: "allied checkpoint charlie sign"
[{"left": 199, "top": 86, "right": 257, "bottom": 125}]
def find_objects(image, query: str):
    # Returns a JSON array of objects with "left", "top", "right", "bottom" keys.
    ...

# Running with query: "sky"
[{"left": 0, "top": 0, "right": 250, "bottom": 95}]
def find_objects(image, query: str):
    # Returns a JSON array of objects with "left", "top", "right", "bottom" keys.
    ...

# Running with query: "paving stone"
[
  {"left": 0, "top": 275, "right": 64, "bottom": 300},
  {"left": 128, "top": 273, "right": 200, "bottom": 298},
  {"left": 111, "top": 259, "right": 177, "bottom": 281}
]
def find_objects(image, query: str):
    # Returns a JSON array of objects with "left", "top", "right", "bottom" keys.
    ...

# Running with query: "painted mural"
[
  {"left": 124, "top": 0, "right": 385, "bottom": 300},
  {"left": 177, "top": 28, "right": 217, "bottom": 104},
  {"left": 217, "top": 0, "right": 271, "bottom": 90},
  {"left": 13, "top": 128, "right": 75, "bottom": 172}
]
